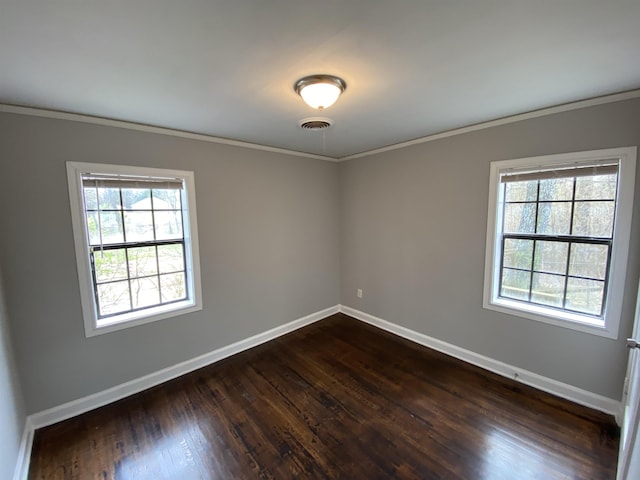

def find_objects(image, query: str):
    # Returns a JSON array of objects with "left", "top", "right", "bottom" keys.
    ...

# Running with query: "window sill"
[
  {"left": 86, "top": 300, "right": 202, "bottom": 337},
  {"left": 483, "top": 297, "right": 616, "bottom": 339}
]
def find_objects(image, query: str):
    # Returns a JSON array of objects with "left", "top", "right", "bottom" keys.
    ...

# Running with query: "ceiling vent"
[{"left": 298, "top": 117, "right": 333, "bottom": 131}]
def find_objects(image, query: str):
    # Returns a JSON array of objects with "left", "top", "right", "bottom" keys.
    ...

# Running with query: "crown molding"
[
  {"left": 339, "top": 89, "right": 640, "bottom": 161},
  {"left": 0, "top": 104, "right": 338, "bottom": 162},
  {"left": 2, "top": 88, "right": 640, "bottom": 163}
]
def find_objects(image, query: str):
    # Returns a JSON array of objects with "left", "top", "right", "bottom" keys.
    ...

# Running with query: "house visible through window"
[
  {"left": 67, "top": 163, "right": 202, "bottom": 337},
  {"left": 483, "top": 148, "right": 636, "bottom": 338}
]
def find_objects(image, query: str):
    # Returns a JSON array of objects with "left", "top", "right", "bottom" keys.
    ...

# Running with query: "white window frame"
[
  {"left": 67, "top": 162, "right": 203, "bottom": 337},
  {"left": 483, "top": 147, "right": 636, "bottom": 338}
]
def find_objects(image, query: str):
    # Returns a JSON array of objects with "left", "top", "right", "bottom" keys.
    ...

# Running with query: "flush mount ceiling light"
[{"left": 294, "top": 75, "right": 346, "bottom": 110}]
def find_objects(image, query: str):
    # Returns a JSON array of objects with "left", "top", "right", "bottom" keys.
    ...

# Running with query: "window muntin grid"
[
  {"left": 82, "top": 182, "right": 188, "bottom": 319},
  {"left": 498, "top": 172, "right": 617, "bottom": 318}
]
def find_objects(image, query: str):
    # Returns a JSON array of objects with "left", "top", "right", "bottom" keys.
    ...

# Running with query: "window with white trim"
[
  {"left": 483, "top": 147, "right": 636, "bottom": 338},
  {"left": 67, "top": 162, "right": 202, "bottom": 337}
]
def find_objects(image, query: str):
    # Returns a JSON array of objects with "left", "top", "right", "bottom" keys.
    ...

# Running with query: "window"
[
  {"left": 483, "top": 147, "right": 636, "bottom": 338},
  {"left": 67, "top": 162, "right": 202, "bottom": 336}
]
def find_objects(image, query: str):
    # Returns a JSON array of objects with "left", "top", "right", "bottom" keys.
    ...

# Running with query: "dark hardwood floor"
[{"left": 28, "top": 313, "right": 619, "bottom": 479}]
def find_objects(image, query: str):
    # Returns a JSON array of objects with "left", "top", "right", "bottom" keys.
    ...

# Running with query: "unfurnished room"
[{"left": 1, "top": 1, "right": 640, "bottom": 479}]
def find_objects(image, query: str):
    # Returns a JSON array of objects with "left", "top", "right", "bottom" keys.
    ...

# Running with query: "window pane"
[
  {"left": 97, "top": 281, "right": 131, "bottom": 316},
  {"left": 500, "top": 268, "right": 530, "bottom": 300},
  {"left": 504, "top": 203, "right": 536, "bottom": 234},
  {"left": 158, "top": 244, "right": 185, "bottom": 274},
  {"left": 505, "top": 181, "right": 538, "bottom": 202},
  {"left": 154, "top": 211, "right": 183, "bottom": 240},
  {"left": 572, "top": 201, "right": 614, "bottom": 238},
  {"left": 127, "top": 246, "right": 158, "bottom": 278},
  {"left": 87, "top": 211, "right": 123, "bottom": 245},
  {"left": 152, "top": 189, "right": 182, "bottom": 210},
  {"left": 86, "top": 211, "right": 100, "bottom": 245},
  {"left": 566, "top": 278, "right": 604, "bottom": 316},
  {"left": 534, "top": 241, "right": 568, "bottom": 275},
  {"left": 539, "top": 178, "right": 573, "bottom": 201},
  {"left": 124, "top": 211, "right": 155, "bottom": 242},
  {"left": 83, "top": 187, "right": 98, "bottom": 209},
  {"left": 97, "top": 187, "right": 121, "bottom": 210},
  {"left": 503, "top": 239, "right": 533, "bottom": 270},
  {"left": 531, "top": 272, "right": 564, "bottom": 308},
  {"left": 575, "top": 174, "right": 617, "bottom": 200},
  {"left": 130, "top": 277, "right": 160, "bottom": 309},
  {"left": 569, "top": 243, "right": 608, "bottom": 280},
  {"left": 94, "top": 249, "right": 128, "bottom": 283},
  {"left": 537, "top": 202, "right": 571, "bottom": 235},
  {"left": 122, "top": 188, "right": 151, "bottom": 210},
  {"left": 160, "top": 272, "right": 187, "bottom": 302}
]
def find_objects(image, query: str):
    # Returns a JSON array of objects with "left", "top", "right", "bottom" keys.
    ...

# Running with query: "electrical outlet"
[{"left": 357, "top": 289, "right": 363, "bottom": 298}]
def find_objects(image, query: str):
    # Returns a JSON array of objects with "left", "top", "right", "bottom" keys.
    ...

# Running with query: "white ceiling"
[{"left": 1, "top": 1, "right": 640, "bottom": 159}]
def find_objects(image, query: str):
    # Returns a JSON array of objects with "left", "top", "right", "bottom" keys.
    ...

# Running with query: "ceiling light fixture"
[{"left": 294, "top": 75, "right": 346, "bottom": 110}]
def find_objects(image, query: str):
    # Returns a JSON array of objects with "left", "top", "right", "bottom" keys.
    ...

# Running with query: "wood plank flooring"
[{"left": 28, "top": 313, "right": 620, "bottom": 479}]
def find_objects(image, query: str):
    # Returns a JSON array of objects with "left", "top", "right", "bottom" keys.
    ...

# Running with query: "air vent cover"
[{"left": 298, "top": 117, "right": 334, "bottom": 131}]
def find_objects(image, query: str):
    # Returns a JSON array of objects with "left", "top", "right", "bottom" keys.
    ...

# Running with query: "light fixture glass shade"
[
  {"left": 295, "top": 75, "right": 346, "bottom": 110},
  {"left": 299, "top": 83, "right": 341, "bottom": 110}
]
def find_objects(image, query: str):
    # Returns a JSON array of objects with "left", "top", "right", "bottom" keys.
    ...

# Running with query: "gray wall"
[
  {"left": 1, "top": 97, "right": 638, "bottom": 417},
  {"left": 0, "top": 264, "right": 26, "bottom": 480},
  {"left": 0, "top": 112, "right": 341, "bottom": 413},
  {"left": 340, "top": 98, "right": 640, "bottom": 400}
]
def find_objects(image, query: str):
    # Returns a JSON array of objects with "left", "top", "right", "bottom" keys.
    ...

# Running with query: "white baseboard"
[
  {"left": 13, "top": 417, "right": 33, "bottom": 480},
  {"left": 339, "top": 305, "right": 621, "bottom": 419},
  {"left": 29, "top": 305, "right": 339, "bottom": 430}
]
